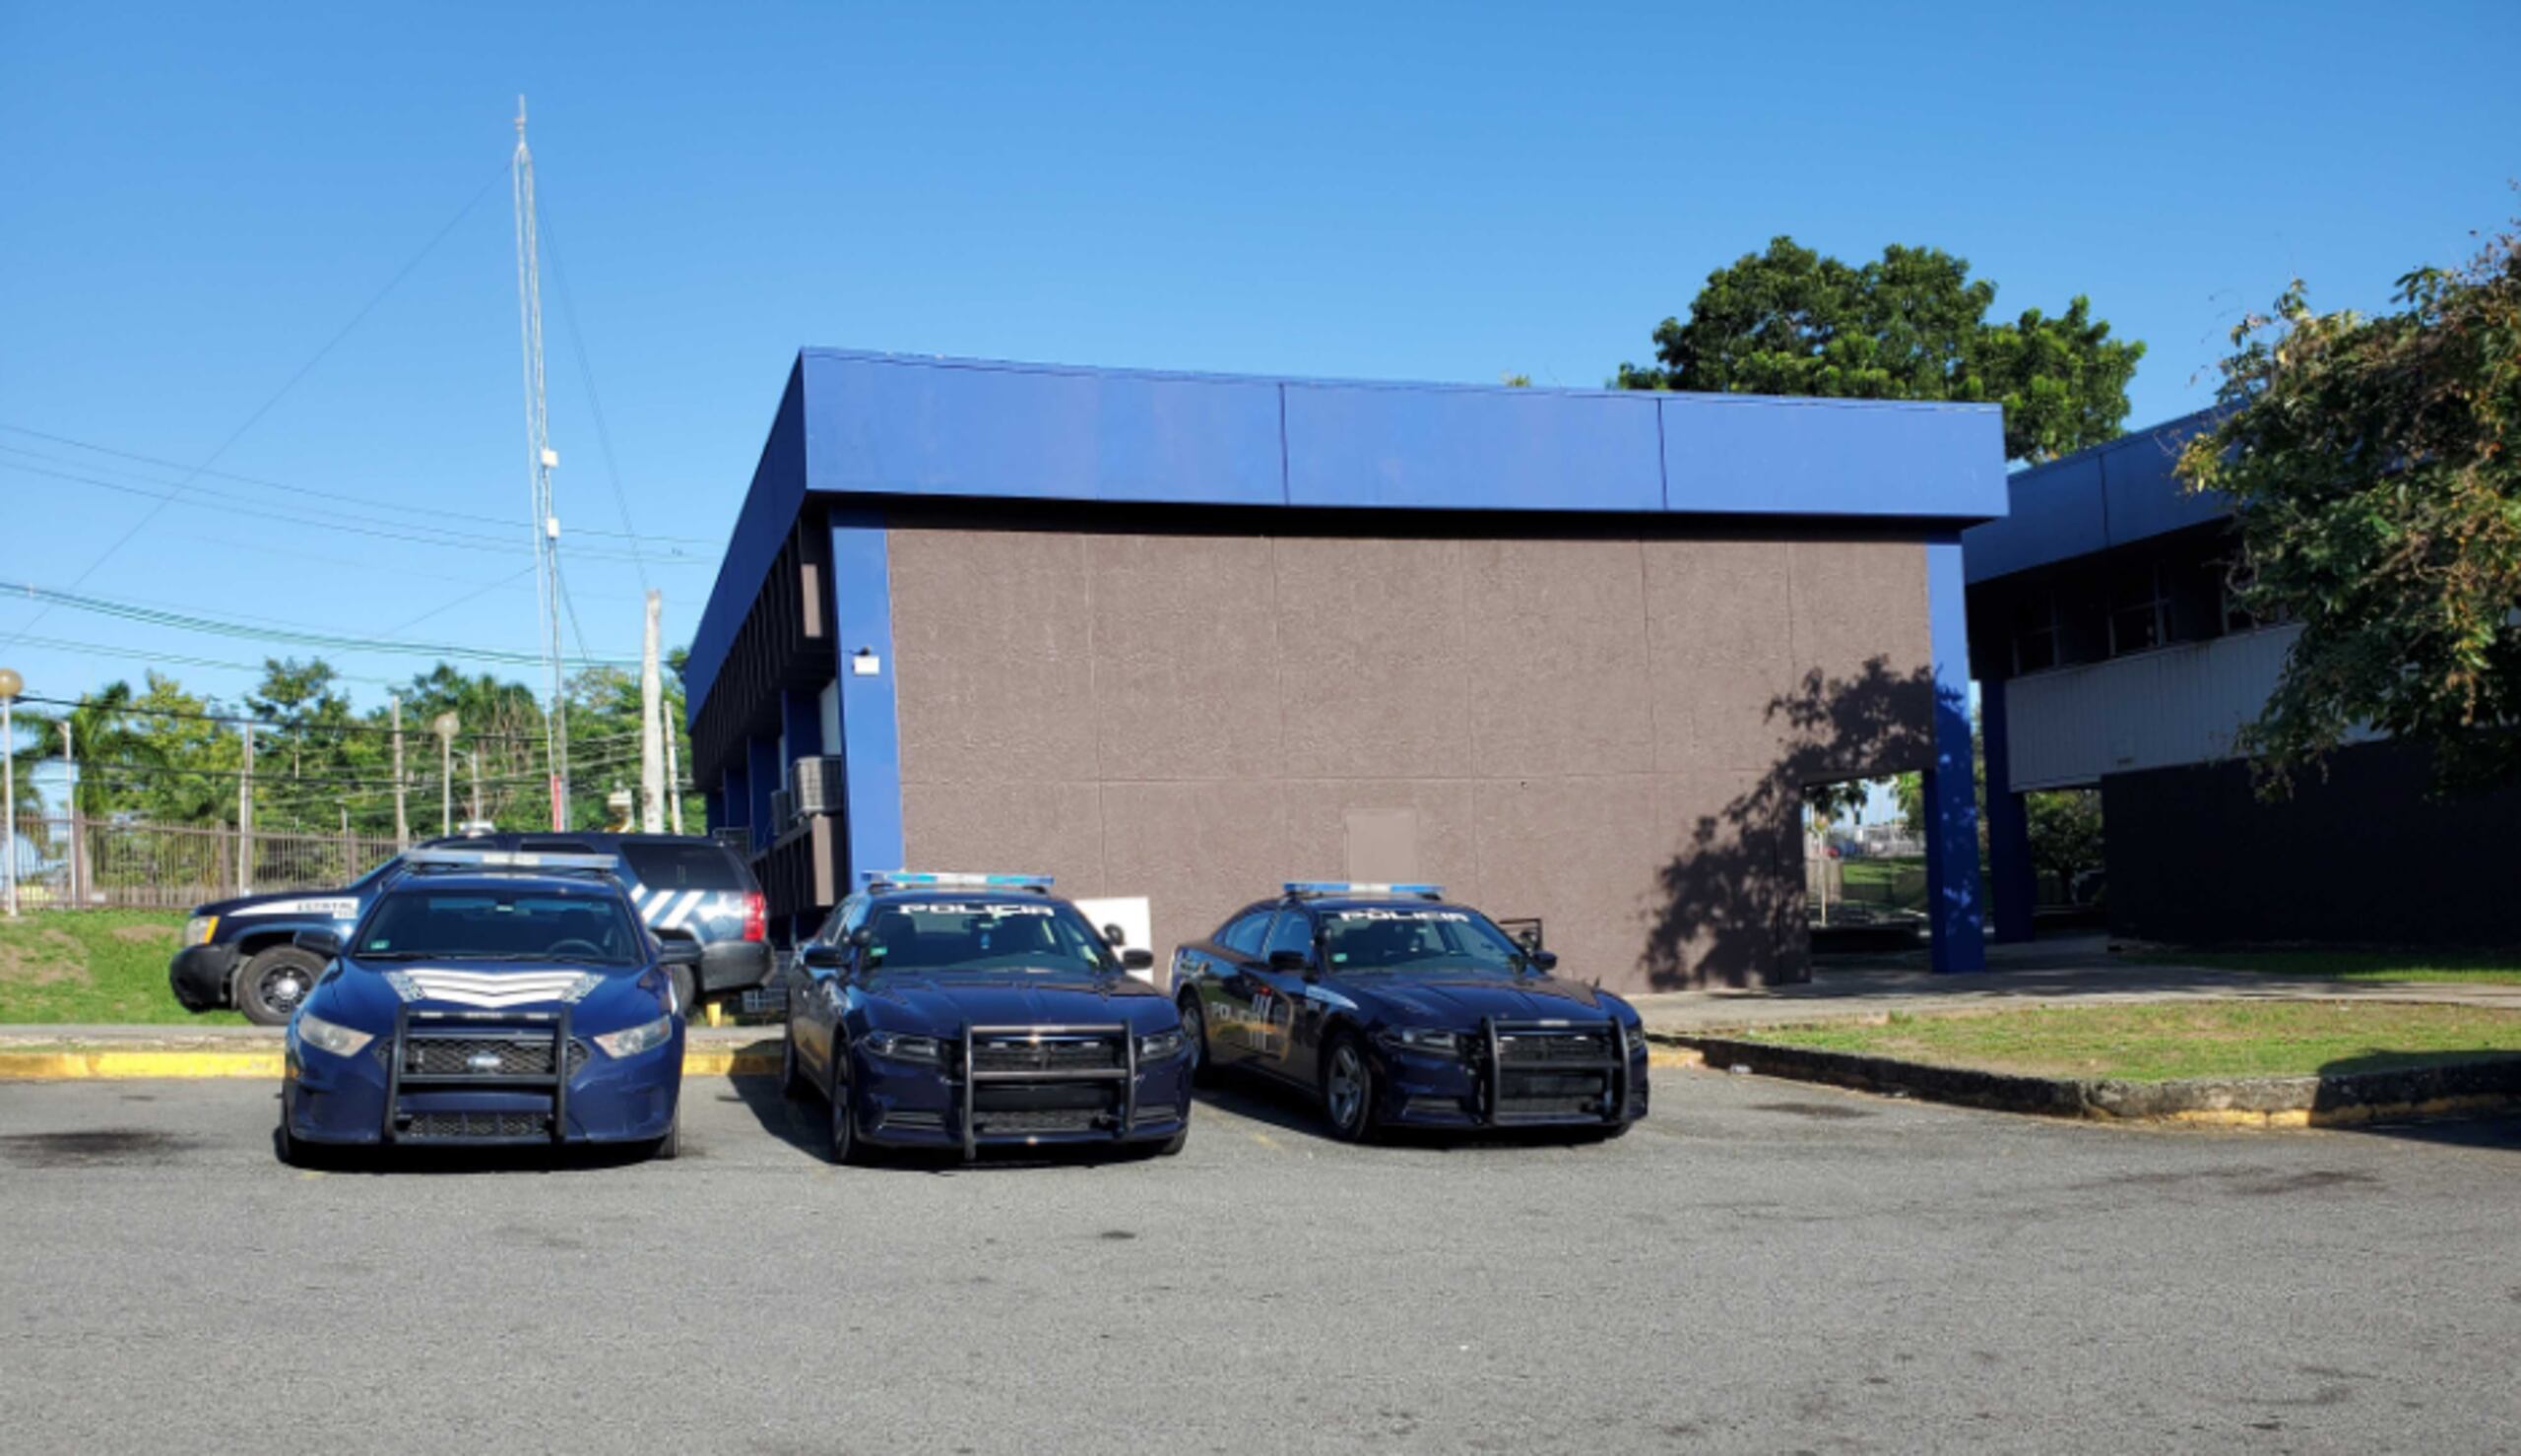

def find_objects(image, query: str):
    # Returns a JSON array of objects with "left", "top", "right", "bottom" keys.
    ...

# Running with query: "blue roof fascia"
[
  {"left": 688, "top": 348, "right": 2012, "bottom": 714},
  {"left": 1963, "top": 406, "right": 2234, "bottom": 585}
]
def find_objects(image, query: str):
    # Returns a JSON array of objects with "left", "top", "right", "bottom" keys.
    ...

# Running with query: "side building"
[
  {"left": 1965, "top": 410, "right": 2521, "bottom": 947},
  {"left": 685, "top": 349, "right": 2007, "bottom": 990}
]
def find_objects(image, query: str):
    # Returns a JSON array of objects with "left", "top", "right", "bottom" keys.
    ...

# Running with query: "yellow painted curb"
[{"left": 0, "top": 1046, "right": 785, "bottom": 1081}]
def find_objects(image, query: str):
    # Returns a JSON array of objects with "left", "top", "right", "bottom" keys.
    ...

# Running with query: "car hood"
[
  {"left": 318, "top": 958, "right": 663, "bottom": 1029},
  {"left": 1345, "top": 975, "right": 1617, "bottom": 1027},
  {"left": 859, "top": 974, "right": 1173, "bottom": 1033}
]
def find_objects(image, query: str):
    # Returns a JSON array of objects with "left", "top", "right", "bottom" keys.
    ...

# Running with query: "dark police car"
[
  {"left": 783, "top": 872, "right": 1192, "bottom": 1163},
  {"left": 172, "top": 832, "right": 770, "bottom": 1026},
  {"left": 278, "top": 848, "right": 692, "bottom": 1164},
  {"left": 1171, "top": 882, "right": 1649, "bottom": 1142}
]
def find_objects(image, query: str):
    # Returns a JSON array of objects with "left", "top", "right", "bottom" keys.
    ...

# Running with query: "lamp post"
[
  {"left": 0, "top": 667, "right": 21, "bottom": 918},
  {"left": 432, "top": 713, "right": 460, "bottom": 838}
]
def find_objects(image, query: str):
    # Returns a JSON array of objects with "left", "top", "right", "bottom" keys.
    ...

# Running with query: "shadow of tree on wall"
[{"left": 1642, "top": 657, "right": 1940, "bottom": 989}]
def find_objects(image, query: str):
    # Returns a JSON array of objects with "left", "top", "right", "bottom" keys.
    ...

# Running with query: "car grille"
[
  {"left": 973, "top": 1108, "right": 1103, "bottom": 1135},
  {"left": 1495, "top": 1030, "right": 1615, "bottom": 1064},
  {"left": 405, "top": 1111, "right": 549, "bottom": 1139},
  {"left": 401, "top": 1036, "right": 590, "bottom": 1078},
  {"left": 968, "top": 1035, "right": 1123, "bottom": 1074}
]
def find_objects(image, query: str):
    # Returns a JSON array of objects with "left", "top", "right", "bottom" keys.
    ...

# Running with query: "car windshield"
[
  {"left": 864, "top": 899, "right": 1119, "bottom": 978},
  {"left": 1319, "top": 906, "right": 1533, "bottom": 980},
  {"left": 355, "top": 890, "right": 642, "bottom": 965}
]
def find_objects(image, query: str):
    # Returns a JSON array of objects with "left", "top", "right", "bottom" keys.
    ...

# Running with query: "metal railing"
[{"left": 5, "top": 812, "right": 399, "bottom": 912}]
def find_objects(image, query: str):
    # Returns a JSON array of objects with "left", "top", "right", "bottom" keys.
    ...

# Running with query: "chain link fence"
[{"left": 5, "top": 811, "right": 398, "bottom": 912}]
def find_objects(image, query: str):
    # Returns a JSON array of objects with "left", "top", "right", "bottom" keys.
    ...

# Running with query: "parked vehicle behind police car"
[
  {"left": 278, "top": 848, "right": 693, "bottom": 1164},
  {"left": 1171, "top": 883, "right": 1649, "bottom": 1142},
  {"left": 784, "top": 872, "right": 1192, "bottom": 1163},
  {"left": 170, "top": 856, "right": 404, "bottom": 1025}
]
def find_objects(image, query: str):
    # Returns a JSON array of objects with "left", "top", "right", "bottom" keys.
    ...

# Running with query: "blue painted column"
[
  {"left": 1980, "top": 677, "right": 2037, "bottom": 943},
  {"left": 782, "top": 689, "right": 823, "bottom": 762},
  {"left": 720, "top": 762, "right": 748, "bottom": 839},
  {"left": 704, "top": 786, "right": 726, "bottom": 835},
  {"left": 1921, "top": 535, "right": 1987, "bottom": 973},
  {"left": 829, "top": 508, "right": 904, "bottom": 889},
  {"left": 745, "top": 734, "right": 779, "bottom": 853}
]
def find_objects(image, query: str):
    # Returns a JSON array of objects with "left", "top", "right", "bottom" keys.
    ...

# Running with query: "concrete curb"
[
  {"left": 1661, "top": 1034, "right": 2521, "bottom": 1128},
  {"left": 0, "top": 1044, "right": 786, "bottom": 1081}
]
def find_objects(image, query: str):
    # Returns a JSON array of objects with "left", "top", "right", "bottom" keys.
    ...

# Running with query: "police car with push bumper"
[
  {"left": 784, "top": 872, "right": 1194, "bottom": 1163},
  {"left": 277, "top": 847, "right": 693, "bottom": 1164},
  {"left": 1171, "top": 882, "right": 1649, "bottom": 1142}
]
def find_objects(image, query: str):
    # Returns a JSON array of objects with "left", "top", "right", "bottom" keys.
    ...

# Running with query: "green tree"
[
  {"left": 1617, "top": 236, "right": 2144, "bottom": 463},
  {"left": 2177, "top": 222, "right": 2521, "bottom": 792},
  {"left": 2025, "top": 790, "right": 2103, "bottom": 903}
]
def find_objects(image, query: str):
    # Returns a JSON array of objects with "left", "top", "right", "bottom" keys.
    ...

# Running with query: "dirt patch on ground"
[
  {"left": 111, "top": 923, "right": 178, "bottom": 946},
  {"left": 0, "top": 928, "right": 90, "bottom": 987},
  {"left": 0, "top": 1128, "right": 195, "bottom": 1168}
]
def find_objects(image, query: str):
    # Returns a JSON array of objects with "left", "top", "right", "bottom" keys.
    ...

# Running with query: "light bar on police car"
[
  {"left": 1284, "top": 880, "right": 1441, "bottom": 895},
  {"left": 861, "top": 870, "right": 1055, "bottom": 890},
  {"left": 403, "top": 848, "right": 620, "bottom": 873}
]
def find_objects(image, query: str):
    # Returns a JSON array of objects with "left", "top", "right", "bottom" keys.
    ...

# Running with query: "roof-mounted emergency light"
[
  {"left": 1284, "top": 881, "right": 1445, "bottom": 899},
  {"left": 862, "top": 870, "right": 1055, "bottom": 892},
  {"left": 404, "top": 848, "right": 619, "bottom": 874}
]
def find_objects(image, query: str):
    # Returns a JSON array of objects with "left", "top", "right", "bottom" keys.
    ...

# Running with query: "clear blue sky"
[{"left": 3, "top": 0, "right": 2515, "bottom": 716}]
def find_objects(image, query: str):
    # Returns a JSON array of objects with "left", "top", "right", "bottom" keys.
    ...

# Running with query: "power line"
[
  {"left": 1, "top": 581, "right": 641, "bottom": 668},
  {"left": 17, "top": 691, "right": 663, "bottom": 748},
  {"left": 1, "top": 166, "right": 508, "bottom": 654}
]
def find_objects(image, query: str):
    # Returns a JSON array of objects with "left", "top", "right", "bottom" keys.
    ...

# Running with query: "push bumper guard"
[
  {"left": 382, "top": 1005, "right": 574, "bottom": 1147},
  {"left": 1479, "top": 1016, "right": 1631, "bottom": 1128},
  {"left": 956, "top": 1022, "right": 1136, "bottom": 1162}
]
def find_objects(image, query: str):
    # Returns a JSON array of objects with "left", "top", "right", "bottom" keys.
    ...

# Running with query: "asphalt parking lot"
[{"left": 3, "top": 1068, "right": 2517, "bottom": 1455}]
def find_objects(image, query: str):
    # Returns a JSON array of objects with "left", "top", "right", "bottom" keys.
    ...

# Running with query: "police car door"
[
  {"left": 801, "top": 896, "right": 867, "bottom": 1078},
  {"left": 1240, "top": 909, "right": 1316, "bottom": 1082}
]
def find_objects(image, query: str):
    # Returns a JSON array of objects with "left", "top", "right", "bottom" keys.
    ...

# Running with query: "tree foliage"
[
  {"left": 2178, "top": 222, "right": 2521, "bottom": 792},
  {"left": 1617, "top": 236, "right": 2144, "bottom": 463}
]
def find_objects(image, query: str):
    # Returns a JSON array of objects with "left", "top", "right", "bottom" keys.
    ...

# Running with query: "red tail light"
[{"left": 742, "top": 891, "right": 767, "bottom": 943}]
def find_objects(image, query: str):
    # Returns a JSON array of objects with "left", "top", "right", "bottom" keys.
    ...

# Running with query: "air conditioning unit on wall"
[{"left": 791, "top": 756, "right": 846, "bottom": 814}]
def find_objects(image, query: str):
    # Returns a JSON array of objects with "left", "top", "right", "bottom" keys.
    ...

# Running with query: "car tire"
[
  {"left": 825, "top": 1054, "right": 864, "bottom": 1166},
  {"left": 1321, "top": 1030, "right": 1379, "bottom": 1144},
  {"left": 669, "top": 965, "right": 700, "bottom": 1022},
  {"left": 780, "top": 1020, "right": 810, "bottom": 1101},
  {"left": 1155, "top": 1126, "right": 1189, "bottom": 1157},
  {"left": 651, "top": 1108, "right": 681, "bottom": 1162},
  {"left": 1177, "top": 993, "right": 1216, "bottom": 1088},
  {"left": 275, "top": 1099, "right": 325, "bottom": 1170},
  {"left": 236, "top": 946, "right": 324, "bottom": 1027}
]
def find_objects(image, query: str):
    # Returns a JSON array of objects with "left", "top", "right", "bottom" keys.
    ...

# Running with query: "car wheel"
[
  {"left": 780, "top": 1020, "right": 810, "bottom": 1101},
  {"left": 1177, "top": 993, "right": 1215, "bottom": 1087},
  {"left": 1155, "top": 1126, "right": 1189, "bottom": 1157},
  {"left": 1322, "top": 1031, "right": 1378, "bottom": 1144},
  {"left": 236, "top": 946, "right": 324, "bottom": 1027},
  {"left": 669, "top": 965, "right": 700, "bottom": 1022},
  {"left": 651, "top": 1108, "right": 681, "bottom": 1162},
  {"left": 825, "top": 1055, "right": 863, "bottom": 1166}
]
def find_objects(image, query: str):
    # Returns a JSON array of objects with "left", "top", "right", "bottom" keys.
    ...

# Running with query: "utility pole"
[
  {"left": 512, "top": 96, "right": 570, "bottom": 830},
  {"left": 237, "top": 724, "right": 254, "bottom": 897},
  {"left": 433, "top": 714, "right": 459, "bottom": 838},
  {"left": 662, "top": 695, "right": 684, "bottom": 835},
  {"left": 640, "top": 590, "right": 665, "bottom": 832},
  {"left": 59, "top": 718, "right": 80, "bottom": 907},
  {"left": 0, "top": 666, "right": 20, "bottom": 918},
  {"left": 390, "top": 694, "right": 410, "bottom": 850}
]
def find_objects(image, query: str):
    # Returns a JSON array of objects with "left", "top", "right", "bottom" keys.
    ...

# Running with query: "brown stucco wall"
[{"left": 884, "top": 516, "right": 1934, "bottom": 991}]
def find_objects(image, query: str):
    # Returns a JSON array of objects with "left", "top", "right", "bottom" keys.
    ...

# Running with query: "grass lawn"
[
  {"left": 2141, "top": 948, "right": 2521, "bottom": 986},
  {"left": 0, "top": 911, "right": 234, "bottom": 1025},
  {"left": 1753, "top": 1001, "right": 2521, "bottom": 1082}
]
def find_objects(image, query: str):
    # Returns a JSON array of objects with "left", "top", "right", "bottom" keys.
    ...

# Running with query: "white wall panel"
[{"left": 2003, "top": 626, "right": 2299, "bottom": 790}]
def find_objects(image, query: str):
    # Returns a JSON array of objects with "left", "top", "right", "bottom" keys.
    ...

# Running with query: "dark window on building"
[
  {"left": 2108, "top": 564, "right": 2166, "bottom": 656},
  {"left": 2010, "top": 594, "right": 2058, "bottom": 675}
]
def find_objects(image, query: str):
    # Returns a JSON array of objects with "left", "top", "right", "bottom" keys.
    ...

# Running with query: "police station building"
[{"left": 684, "top": 350, "right": 2007, "bottom": 991}]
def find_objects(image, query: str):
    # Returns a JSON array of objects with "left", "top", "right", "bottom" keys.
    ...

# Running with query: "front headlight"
[
  {"left": 1136, "top": 1029, "right": 1186, "bottom": 1061},
  {"left": 1625, "top": 1021, "right": 1650, "bottom": 1055},
  {"left": 294, "top": 1011, "right": 374, "bottom": 1057},
  {"left": 593, "top": 1014, "right": 675, "bottom": 1059},
  {"left": 183, "top": 916, "right": 218, "bottom": 947},
  {"left": 1388, "top": 1026, "right": 1463, "bottom": 1055},
  {"left": 864, "top": 1030, "right": 942, "bottom": 1064}
]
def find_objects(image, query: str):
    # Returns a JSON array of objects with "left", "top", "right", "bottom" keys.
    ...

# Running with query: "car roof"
[
  {"left": 380, "top": 870, "right": 625, "bottom": 899},
  {"left": 869, "top": 886, "right": 1067, "bottom": 905},
  {"left": 417, "top": 832, "right": 734, "bottom": 852},
  {"left": 1282, "top": 894, "right": 1472, "bottom": 916}
]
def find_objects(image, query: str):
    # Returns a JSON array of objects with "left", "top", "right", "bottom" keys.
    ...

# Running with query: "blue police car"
[
  {"left": 277, "top": 848, "right": 693, "bottom": 1165},
  {"left": 783, "top": 872, "right": 1192, "bottom": 1163},
  {"left": 1170, "top": 883, "right": 1649, "bottom": 1142}
]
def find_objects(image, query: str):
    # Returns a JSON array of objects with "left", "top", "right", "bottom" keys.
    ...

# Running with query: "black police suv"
[
  {"left": 783, "top": 872, "right": 1193, "bottom": 1163},
  {"left": 171, "top": 858, "right": 404, "bottom": 1025},
  {"left": 1170, "top": 882, "right": 1649, "bottom": 1142}
]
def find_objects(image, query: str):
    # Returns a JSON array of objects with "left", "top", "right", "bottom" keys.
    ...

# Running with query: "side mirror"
[
  {"left": 1103, "top": 922, "right": 1128, "bottom": 948},
  {"left": 1528, "top": 949, "right": 1560, "bottom": 972},
  {"left": 656, "top": 935, "right": 704, "bottom": 968},
  {"left": 848, "top": 926, "right": 875, "bottom": 950},
  {"left": 1267, "top": 949, "right": 1311, "bottom": 975},
  {"left": 293, "top": 929, "right": 342, "bottom": 958},
  {"left": 1121, "top": 948, "right": 1155, "bottom": 972},
  {"left": 802, "top": 942, "right": 847, "bottom": 970}
]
